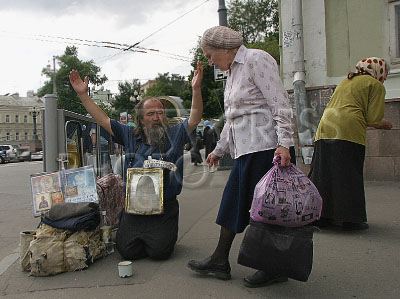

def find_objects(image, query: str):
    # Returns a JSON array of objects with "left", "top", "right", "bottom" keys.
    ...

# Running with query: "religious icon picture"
[
  {"left": 50, "top": 191, "right": 64, "bottom": 205},
  {"left": 64, "top": 165, "right": 98, "bottom": 203},
  {"left": 35, "top": 193, "right": 51, "bottom": 212},
  {"left": 125, "top": 168, "right": 164, "bottom": 215},
  {"left": 30, "top": 172, "right": 62, "bottom": 217}
]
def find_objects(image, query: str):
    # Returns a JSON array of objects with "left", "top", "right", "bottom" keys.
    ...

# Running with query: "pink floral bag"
[{"left": 250, "top": 155, "right": 322, "bottom": 227}]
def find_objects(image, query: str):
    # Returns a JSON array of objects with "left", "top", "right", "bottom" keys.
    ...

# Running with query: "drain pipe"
[{"left": 292, "top": 0, "right": 313, "bottom": 163}]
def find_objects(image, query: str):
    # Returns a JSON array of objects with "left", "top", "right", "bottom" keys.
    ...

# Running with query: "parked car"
[
  {"left": 0, "top": 149, "right": 9, "bottom": 164},
  {"left": 19, "top": 151, "right": 32, "bottom": 162},
  {"left": 0, "top": 145, "right": 19, "bottom": 162},
  {"left": 31, "top": 151, "right": 43, "bottom": 161}
]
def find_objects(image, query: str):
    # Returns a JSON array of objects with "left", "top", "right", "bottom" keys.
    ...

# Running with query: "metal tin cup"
[{"left": 118, "top": 261, "right": 133, "bottom": 278}]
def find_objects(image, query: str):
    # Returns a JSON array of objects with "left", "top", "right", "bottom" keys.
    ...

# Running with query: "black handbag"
[{"left": 237, "top": 220, "right": 315, "bottom": 282}]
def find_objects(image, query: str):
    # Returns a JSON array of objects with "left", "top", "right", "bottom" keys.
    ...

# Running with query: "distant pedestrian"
[
  {"left": 190, "top": 130, "right": 203, "bottom": 166},
  {"left": 203, "top": 120, "right": 217, "bottom": 159},
  {"left": 309, "top": 57, "right": 392, "bottom": 231}
]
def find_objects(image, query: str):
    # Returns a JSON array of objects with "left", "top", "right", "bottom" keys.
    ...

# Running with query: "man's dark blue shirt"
[{"left": 110, "top": 119, "right": 193, "bottom": 199}]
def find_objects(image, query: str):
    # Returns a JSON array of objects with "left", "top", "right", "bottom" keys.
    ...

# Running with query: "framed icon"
[
  {"left": 64, "top": 166, "right": 98, "bottom": 203},
  {"left": 35, "top": 193, "right": 51, "bottom": 212},
  {"left": 30, "top": 172, "right": 62, "bottom": 217},
  {"left": 125, "top": 168, "right": 164, "bottom": 215}
]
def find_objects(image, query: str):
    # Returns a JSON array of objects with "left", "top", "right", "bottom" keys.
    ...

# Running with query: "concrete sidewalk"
[{"left": 0, "top": 163, "right": 399, "bottom": 298}]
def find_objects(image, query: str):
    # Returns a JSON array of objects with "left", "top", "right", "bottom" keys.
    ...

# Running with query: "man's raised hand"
[
  {"left": 191, "top": 61, "right": 203, "bottom": 90},
  {"left": 69, "top": 70, "right": 89, "bottom": 96}
]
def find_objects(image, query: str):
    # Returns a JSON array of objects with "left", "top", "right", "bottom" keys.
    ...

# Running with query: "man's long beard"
[{"left": 143, "top": 119, "right": 169, "bottom": 151}]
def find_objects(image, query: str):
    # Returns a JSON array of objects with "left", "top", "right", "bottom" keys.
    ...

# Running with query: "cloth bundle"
[
  {"left": 24, "top": 223, "right": 106, "bottom": 276},
  {"left": 238, "top": 220, "right": 315, "bottom": 282},
  {"left": 96, "top": 173, "right": 125, "bottom": 227},
  {"left": 42, "top": 211, "right": 100, "bottom": 231},
  {"left": 21, "top": 202, "right": 106, "bottom": 276}
]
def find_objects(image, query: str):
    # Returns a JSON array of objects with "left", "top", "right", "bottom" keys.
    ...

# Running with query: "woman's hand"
[
  {"left": 206, "top": 152, "right": 220, "bottom": 167},
  {"left": 370, "top": 119, "right": 393, "bottom": 130},
  {"left": 274, "top": 146, "right": 291, "bottom": 167},
  {"left": 379, "top": 119, "right": 393, "bottom": 130},
  {"left": 191, "top": 61, "right": 203, "bottom": 90},
  {"left": 69, "top": 70, "right": 88, "bottom": 96}
]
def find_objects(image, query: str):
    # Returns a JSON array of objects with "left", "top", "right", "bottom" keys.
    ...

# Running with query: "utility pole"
[
  {"left": 32, "top": 108, "right": 38, "bottom": 141},
  {"left": 218, "top": 0, "right": 228, "bottom": 26},
  {"left": 52, "top": 56, "right": 57, "bottom": 95},
  {"left": 218, "top": 0, "right": 228, "bottom": 90}
]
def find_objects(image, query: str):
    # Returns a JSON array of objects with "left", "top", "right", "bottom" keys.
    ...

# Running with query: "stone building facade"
[{"left": 0, "top": 94, "right": 44, "bottom": 151}]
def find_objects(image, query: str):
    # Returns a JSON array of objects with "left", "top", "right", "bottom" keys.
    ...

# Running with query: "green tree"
[
  {"left": 144, "top": 73, "right": 187, "bottom": 98},
  {"left": 181, "top": 40, "right": 224, "bottom": 119},
  {"left": 38, "top": 46, "right": 107, "bottom": 115},
  {"left": 247, "top": 35, "right": 280, "bottom": 63},
  {"left": 228, "top": 0, "right": 279, "bottom": 43},
  {"left": 228, "top": 0, "right": 280, "bottom": 62},
  {"left": 112, "top": 80, "right": 141, "bottom": 115}
]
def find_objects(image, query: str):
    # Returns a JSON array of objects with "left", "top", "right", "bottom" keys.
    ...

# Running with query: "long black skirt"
[{"left": 309, "top": 139, "right": 367, "bottom": 223}]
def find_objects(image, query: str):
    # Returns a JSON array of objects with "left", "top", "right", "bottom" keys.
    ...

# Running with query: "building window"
[
  {"left": 396, "top": 5, "right": 400, "bottom": 57},
  {"left": 15, "top": 115, "right": 19, "bottom": 123},
  {"left": 16, "top": 132, "right": 19, "bottom": 141},
  {"left": 6, "top": 115, "right": 10, "bottom": 123},
  {"left": 24, "top": 115, "right": 28, "bottom": 123},
  {"left": 6, "top": 132, "right": 10, "bottom": 141},
  {"left": 389, "top": 1, "right": 400, "bottom": 65}
]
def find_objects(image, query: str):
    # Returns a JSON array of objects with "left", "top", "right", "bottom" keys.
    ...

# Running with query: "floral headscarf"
[{"left": 355, "top": 57, "right": 387, "bottom": 82}]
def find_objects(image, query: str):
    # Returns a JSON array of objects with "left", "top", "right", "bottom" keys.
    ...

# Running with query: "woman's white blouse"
[{"left": 213, "top": 45, "right": 294, "bottom": 159}]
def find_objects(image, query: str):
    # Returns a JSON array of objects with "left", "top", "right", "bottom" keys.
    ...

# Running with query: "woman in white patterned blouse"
[{"left": 187, "top": 26, "right": 296, "bottom": 288}]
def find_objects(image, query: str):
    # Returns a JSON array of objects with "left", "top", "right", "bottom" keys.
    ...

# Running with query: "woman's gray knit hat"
[{"left": 201, "top": 26, "right": 243, "bottom": 49}]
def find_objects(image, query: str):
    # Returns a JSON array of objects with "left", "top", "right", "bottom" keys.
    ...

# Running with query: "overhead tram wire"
[
  {"left": 123, "top": 0, "right": 210, "bottom": 50},
  {"left": 3, "top": 0, "right": 208, "bottom": 52},
  {"left": 94, "top": 46, "right": 192, "bottom": 64},
  {"left": 0, "top": 0, "right": 209, "bottom": 63},
  {"left": 95, "top": 0, "right": 210, "bottom": 62},
  {"left": 0, "top": 31, "right": 191, "bottom": 63}
]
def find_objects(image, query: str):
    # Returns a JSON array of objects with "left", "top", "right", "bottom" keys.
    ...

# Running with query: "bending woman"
[{"left": 310, "top": 57, "right": 392, "bottom": 231}]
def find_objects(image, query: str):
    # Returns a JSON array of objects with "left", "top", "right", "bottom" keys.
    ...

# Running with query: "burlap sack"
[
  {"left": 64, "top": 231, "right": 90, "bottom": 272},
  {"left": 19, "top": 231, "right": 36, "bottom": 271},
  {"left": 29, "top": 235, "right": 65, "bottom": 276},
  {"left": 26, "top": 224, "right": 106, "bottom": 276},
  {"left": 64, "top": 230, "right": 106, "bottom": 272},
  {"left": 86, "top": 230, "right": 106, "bottom": 262},
  {"left": 28, "top": 224, "right": 67, "bottom": 277}
]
